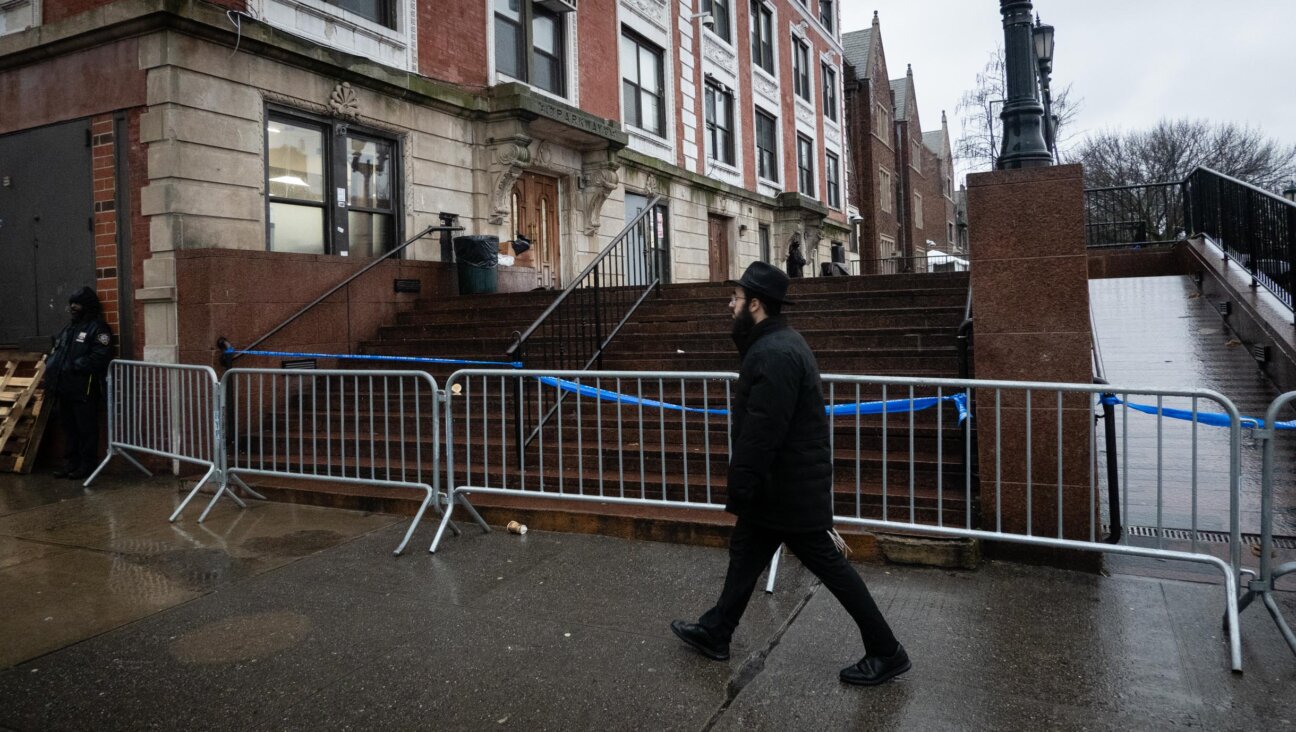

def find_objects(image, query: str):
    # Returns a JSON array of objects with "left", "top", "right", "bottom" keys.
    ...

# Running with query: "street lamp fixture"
[
  {"left": 1033, "top": 17, "right": 1057, "bottom": 160},
  {"left": 1284, "top": 181, "right": 1296, "bottom": 202},
  {"left": 996, "top": 0, "right": 1051, "bottom": 169}
]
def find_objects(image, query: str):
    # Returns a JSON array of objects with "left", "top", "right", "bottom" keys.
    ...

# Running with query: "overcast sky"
[{"left": 842, "top": 1, "right": 1296, "bottom": 170}]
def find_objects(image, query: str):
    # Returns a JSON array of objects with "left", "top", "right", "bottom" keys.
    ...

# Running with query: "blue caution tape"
[
  {"left": 538, "top": 377, "right": 969, "bottom": 422},
  {"left": 223, "top": 347, "right": 524, "bottom": 369},
  {"left": 1101, "top": 396, "right": 1295, "bottom": 430}
]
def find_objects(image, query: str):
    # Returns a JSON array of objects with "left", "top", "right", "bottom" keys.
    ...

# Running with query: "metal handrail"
[
  {"left": 506, "top": 195, "right": 664, "bottom": 365},
  {"left": 219, "top": 225, "right": 460, "bottom": 366},
  {"left": 1089, "top": 300, "right": 1122, "bottom": 544}
]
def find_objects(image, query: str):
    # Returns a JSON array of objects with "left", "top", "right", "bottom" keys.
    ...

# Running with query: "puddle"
[
  {"left": 170, "top": 611, "right": 312, "bottom": 664},
  {"left": 122, "top": 548, "right": 247, "bottom": 593}
]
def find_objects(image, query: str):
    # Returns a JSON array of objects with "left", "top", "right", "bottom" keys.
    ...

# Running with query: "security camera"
[
  {"left": 848, "top": 214, "right": 864, "bottom": 224},
  {"left": 693, "top": 11, "right": 715, "bottom": 30}
]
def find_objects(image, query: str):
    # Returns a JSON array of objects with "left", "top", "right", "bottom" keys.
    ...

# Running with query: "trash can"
[{"left": 453, "top": 235, "right": 499, "bottom": 295}]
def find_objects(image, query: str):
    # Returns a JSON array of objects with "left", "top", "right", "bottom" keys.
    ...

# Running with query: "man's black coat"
[
  {"left": 725, "top": 316, "right": 834, "bottom": 532},
  {"left": 46, "top": 290, "right": 113, "bottom": 402}
]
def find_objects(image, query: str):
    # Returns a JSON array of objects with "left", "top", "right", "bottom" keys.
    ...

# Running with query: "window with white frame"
[
  {"left": 705, "top": 80, "right": 736, "bottom": 166},
  {"left": 326, "top": 0, "right": 396, "bottom": 28},
  {"left": 702, "top": 0, "right": 731, "bottom": 43},
  {"left": 621, "top": 29, "right": 666, "bottom": 137},
  {"left": 948, "top": 222, "right": 955, "bottom": 244},
  {"left": 880, "top": 234, "right": 898, "bottom": 259},
  {"left": 755, "top": 107, "right": 778, "bottom": 182},
  {"left": 266, "top": 110, "right": 399, "bottom": 257},
  {"left": 913, "top": 140, "right": 922, "bottom": 173},
  {"left": 749, "top": 1, "right": 774, "bottom": 74},
  {"left": 796, "top": 134, "right": 815, "bottom": 197},
  {"left": 879, "top": 167, "right": 892, "bottom": 212},
  {"left": 494, "top": 0, "right": 566, "bottom": 96},
  {"left": 914, "top": 192, "right": 924, "bottom": 228},
  {"left": 826, "top": 151, "right": 840, "bottom": 209},
  {"left": 821, "top": 63, "right": 837, "bottom": 121},
  {"left": 819, "top": 0, "right": 834, "bottom": 33},
  {"left": 792, "top": 36, "right": 811, "bottom": 102},
  {"left": 875, "top": 103, "right": 889, "bottom": 143}
]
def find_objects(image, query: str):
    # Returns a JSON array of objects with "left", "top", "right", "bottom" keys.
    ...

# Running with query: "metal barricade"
[
  {"left": 432, "top": 369, "right": 739, "bottom": 553},
  {"left": 85, "top": 360, "right": 232, "bottom": 522},
  {"left": 221, "top": 368, "right": 467, "bottom": 555},
  {"left": 819, "top": 374, "right": 1244, "bottom": 672},
  {"left": 1238, "top": 391, "right": 1296, "bottom": 656}
]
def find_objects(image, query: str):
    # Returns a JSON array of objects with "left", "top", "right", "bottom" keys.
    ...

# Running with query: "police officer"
[{"left": 45, "top": 287, "right": 113, "bottom": 480}]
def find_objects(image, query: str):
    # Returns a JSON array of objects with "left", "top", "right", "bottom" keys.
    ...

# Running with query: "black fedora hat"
[{"left": 728, "top": 261, "right": 794, "bottom": 306}]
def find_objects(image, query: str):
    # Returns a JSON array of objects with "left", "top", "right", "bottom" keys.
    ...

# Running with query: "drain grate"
[{"left": 1108, "top": 525, "right": 1296, "bottom": 549}]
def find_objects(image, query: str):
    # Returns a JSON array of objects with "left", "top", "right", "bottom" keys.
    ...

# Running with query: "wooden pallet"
[{"left": 0, "top": 353, "right": 50, "bottom": 474}]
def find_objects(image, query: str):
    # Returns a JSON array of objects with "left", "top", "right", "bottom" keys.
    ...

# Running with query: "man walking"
[
  {"left": 45, "top": 287, "right": 113, "bottom": 480},
  {"left": 670, "top": 262, "right": 909, "bottom": 686}
]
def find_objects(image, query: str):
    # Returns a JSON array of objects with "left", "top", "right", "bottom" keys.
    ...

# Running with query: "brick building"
[
  {"left": 842, "top": 12, "right": 958, "bottom": 274},
  {"left": 0, "top": 0, "right": 851, "bottom": 361}
]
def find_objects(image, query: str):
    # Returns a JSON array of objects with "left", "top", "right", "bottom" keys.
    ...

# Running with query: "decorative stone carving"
[
  {"left": 488, "top": 138, "right": 533, "bottom": 225},
  {"left": 579, "top": 160, "right": 621, "bottom": 236},
  {"left": 624, "top": 0, "right": 668, "bottom": 31},
  {"left": 534, "top": 140, "right": 553, "bottom": 167},
  {"left": 327, "top": 82, "right": 361, "bottom": 120},
  {"left": 752, "top": 73, "right": 778, "bottom": 100},
  {"left": 643, "top": 174, "right": 660, "bottom": 197},
  {"left": 796, "top": 102, "right": 816, "bottom": 126},
  {"left": 703, "top": 36, "right": 737, "bottom": 70}
]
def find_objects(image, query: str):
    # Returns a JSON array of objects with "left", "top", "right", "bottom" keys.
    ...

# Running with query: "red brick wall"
[
  {"left": 90, "top": 116, "right": 120, "bottom": 338},
  {"left": 127, "top": 110, "right": 149, "bottom": 360},
  {"left": 577, "top": 0, "right": 619, "bottom": 121},
  {"left": 419, "top": 0, "right": 488, "bottom": 86}
]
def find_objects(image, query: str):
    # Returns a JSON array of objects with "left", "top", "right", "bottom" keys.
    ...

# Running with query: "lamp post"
[
  {"left": 1284, "top": 182, "right": 1296, "bottom": 202},
  {"left": 996, "top": 0, "right": 1051, "bottom": 169},
  {"left": 1033, "top": 16, "right": 1056, "bottom": 161}
]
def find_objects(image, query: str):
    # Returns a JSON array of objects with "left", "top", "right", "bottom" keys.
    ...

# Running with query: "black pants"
[
  {"left": 700, "top": 517, "right": 899, "bottom": 656},
  {"left": 57, "top": 397, "right": 99, "bottom": 470}
]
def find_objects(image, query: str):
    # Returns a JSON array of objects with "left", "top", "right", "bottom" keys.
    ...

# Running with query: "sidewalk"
[{"left": 1, "top": 476, "right": 1293, "bottom": 731}]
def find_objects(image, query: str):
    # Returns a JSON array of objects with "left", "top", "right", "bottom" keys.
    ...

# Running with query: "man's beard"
[{"left": 730, "top": 307, "right": 756, "bottom": 352}]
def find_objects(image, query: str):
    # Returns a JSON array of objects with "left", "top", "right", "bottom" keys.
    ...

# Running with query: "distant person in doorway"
[
  {"left": 670, "top": 262, "right": 910, "bottom": 686},
  {"left": 46, "top": 287, "right": 113, "bottom": 480},
  {"left": 785, "top": 236, "right": 806, "bottom": 278}
]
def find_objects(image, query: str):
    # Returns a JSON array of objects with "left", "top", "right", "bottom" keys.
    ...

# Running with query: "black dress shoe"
[
  {"left": 840, "top": 645, "right": 911, "bottom": 686},
  {"left": 52, "top": 463, "right": 75, "bottom": 478},
  {"left": 63, "top": 467, "right": 91, "bottom": 480},
  {"left": 670, "top": 620, "right": 730, "bottom": 661}
]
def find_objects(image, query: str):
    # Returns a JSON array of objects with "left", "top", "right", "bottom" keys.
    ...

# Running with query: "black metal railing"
[
  {"left": 1089, "top": 301, "right": 1123, "bottom": 544},
  {"left": 1185, "top": 166, "right": 1295, "bottom": 310},
  {"left": 1083, "top": 181, "right": 1186, "bottom": 248},
  {"left": 506, "top": 196, "right": 667, "bottom": 371},
  {"left": 854, "top": 254, "right": 970, "bottom": 276},
  {"left": 218, "top": 225, "right": 458, "bottom": 368}
]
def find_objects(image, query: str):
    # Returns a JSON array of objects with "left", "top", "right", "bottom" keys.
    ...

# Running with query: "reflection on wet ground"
[
  {"left": 1090, "top": 276, "right": 1296, "bottom": 537},
  {"left": 0, "top": 473, "right": 396, "bottom": 668}
]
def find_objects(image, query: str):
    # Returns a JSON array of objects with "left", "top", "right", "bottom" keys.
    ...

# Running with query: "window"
[
  {"left": 818, "top": 0, "right": 834, "bottom": 33},
  {"left": 879, "top": 168, "right": 892, "bottom": 212},
  {"left": 267, "top": 112, "right": 398, "bottom": 257},
  {"left": 914, "top": 193, "right": 924, "bottom": 227},
  {"left": 792, "top": 36, "right": 811, "bottom": 102},
  {"left": 759, "top": 224, "right": 771, "bottom": 263},
  {"left": 826, "top": 152, "right": 840, "bottom": 209},
  {"left": 705, "top": 80, "right": 736, "bottom": 166},
  {"left": 948, "top": 222, "right": 955, "bottom": 243},
  {"left": 875, "top": 103, "right": 890, "bottom": 142},
  {"left": 821, "top": 63, "right": 837, "bottom": 121},
  {"left": 796, "top": 135, "right": 814, "bottom": 197},
  {"left": 749, "top": 1, "right": 774, "bottom": 74},
  {"left": 325, "top": 0, "right": 396, "bottom": 28},
  {"left": 880, "top": 234, "right": 898, "bottom": 259},
  {"left": 755, "top": 108, "right": 778, "bottom": 182},
  {"left": 913, "top": 140, "right": 922, "bottom": 173},
  {"left": 621, "top": 30, "right": 666, "bottom": 136},
  {"left": 495, "top": 0, "right": 566, "bottom": 96},
  {"left": 702, "top": 0, "right": 731, "bottom": 42}
]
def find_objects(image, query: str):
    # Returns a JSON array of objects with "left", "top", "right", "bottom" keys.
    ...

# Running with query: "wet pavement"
[
  {"left": 1, "top": 474, "right": 1294, "bottom": 730},
  {"left": 1090, "top": 276, "right": 1296, "bottom": 537}
]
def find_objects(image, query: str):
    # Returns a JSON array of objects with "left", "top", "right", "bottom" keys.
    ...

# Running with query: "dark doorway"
[
  {"left": 707, "top": 214, "right": 731, "bottom": 282},
  {"left": 0, "top": 120, "right": 95, "bottom": 348}
]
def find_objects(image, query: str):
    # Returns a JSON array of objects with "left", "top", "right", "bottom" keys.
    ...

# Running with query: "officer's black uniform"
[{"left": 45, "top": 287, "right": 113, "bottom": 479}]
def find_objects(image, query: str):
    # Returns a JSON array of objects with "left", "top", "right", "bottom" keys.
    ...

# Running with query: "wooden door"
[
  {"left": 510, "top": 172, "right": 561, "bottom": 289},
  {"left": 707, "top": 214, "right": 730, "bottom": 282}
]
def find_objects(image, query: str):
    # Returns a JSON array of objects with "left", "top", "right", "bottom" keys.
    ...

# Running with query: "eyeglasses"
[{"left": 728, "top": 295, "right": 747, "bottom": 306}]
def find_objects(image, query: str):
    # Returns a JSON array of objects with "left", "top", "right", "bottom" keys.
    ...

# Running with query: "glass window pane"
[
  {"left": 621, "top": 35, "right": 636, "bottom": 80},
  {"left": 269, "top": 203, "right": 325, "bottom": 254},
  {"left": 533, "top": 12, "right": 558, "bottom": 55},
  {"left": 495, "top": 17, "right": 523, "bottom": 78},
  {"left": 639, "top": 47, "right": 659, "bottom": 92},
  {"left": 641, "top": 92, "right": 660, "bottom": 135},
  {"left": 347, "top": 211, "right": 392, "bottom": 258},
  {"left": 623, "top": 80, "right": 640, "bottom": 126},
  {"left": 347, "top": 137, "right": 393, "bottom": 210},
  {"left": 494, "top": 0, "right": 520, "bottom": 21},
  {"left": 533, "top": 52, "right": 560, "bottom": 94},
  {"left": 267, "top": 120, "right": 325, "bottom": 202},
  {"left": 325, "top": 0, "right": 391, "bottom": 27}
]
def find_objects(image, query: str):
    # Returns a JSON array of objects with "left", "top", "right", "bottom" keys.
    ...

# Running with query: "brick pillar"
[
  {"left": 967, "top": 164, "right": 1096, "bottom": 563},
  {"left": 90, "top": 115, "right": 121, "bottom": 338}
]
